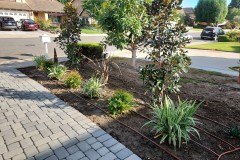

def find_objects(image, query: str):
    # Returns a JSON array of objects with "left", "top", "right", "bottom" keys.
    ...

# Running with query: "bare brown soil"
[{"left": 19, "top": 58, "right": 240, "bottom": 160}]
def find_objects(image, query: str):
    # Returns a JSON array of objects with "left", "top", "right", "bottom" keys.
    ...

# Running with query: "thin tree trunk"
[
  {"left": 131, "top": 48, "right": 137, "bottom": 68},
  {"left": 238, "top": 71, "right": 240, "bottom": 84}
]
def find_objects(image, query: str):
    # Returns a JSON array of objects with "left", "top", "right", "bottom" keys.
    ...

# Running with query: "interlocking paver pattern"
[{"left": 0, "top": 68, "right": 141, "bottom": 160}]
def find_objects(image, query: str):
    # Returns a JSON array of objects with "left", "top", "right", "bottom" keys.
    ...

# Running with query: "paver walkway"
[{"left": 0, "top": 68, "right": 141, "bottom": 160}]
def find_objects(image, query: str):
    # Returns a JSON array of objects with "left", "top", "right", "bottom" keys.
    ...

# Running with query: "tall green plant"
[
  {"left": 195, "top": 0, "right": 228, "bottom": 25},
  {"left": 54, "top": 3, "right": 81, "bottom": 69},
  {"left": 145, "top": 96, "right": 201, "bottom": 149},
  {"left": 140, "top": 0, "right": 191, "bottom": 104},
  {"left": 84, "top": 0, "right": 150, "bottom": 67}
]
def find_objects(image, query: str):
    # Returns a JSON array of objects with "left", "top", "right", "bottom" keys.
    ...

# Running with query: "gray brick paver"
[
  {"left": 54, "top": 147, "right": 70, "bottom": 159},
  {"left": 0, "top": 68, "right": 141, "bottom": 160},
  {"left": 85, "top": 149, "right": 100, "bottom": 160},
  {"left": 3, "top": 147, "right": 23, "bottom": 159},
  {"left": 66, "top": 151, "right": 85, "bottom": 160}
]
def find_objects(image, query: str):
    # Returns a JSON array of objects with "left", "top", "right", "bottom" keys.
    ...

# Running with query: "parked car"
[
  {"left": 183, "top": 33, "right": 193, "bottom": 43},
  {"left": 200, "top": 26, "right": 225, "bottom": 40},
  {"left": 0, "top": 16, "right": 17, "bottom": 31},
  {"left": 21, "top": 19, "right": 38, "bottom": 31}
]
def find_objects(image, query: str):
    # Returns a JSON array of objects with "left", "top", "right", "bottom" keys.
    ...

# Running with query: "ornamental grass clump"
[
  {"left": 47, "top": 64, "right": 67, "bottom": 80},
  {"left": 82, "top": 77, "right": 103, "bottom": 99},
  {"left": 64, "top": 71, "right": 82, "bottom": 88},
  {"left": 108, "top": 90, "right": 135, "bottom": 116},
  {"left": 34, "top": 55, "right": 47, "bottom": 70},
  {"left": 145, "top": 96, "right": 201, "bottom": 149}
]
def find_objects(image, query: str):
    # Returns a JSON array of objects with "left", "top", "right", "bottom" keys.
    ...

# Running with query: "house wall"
[{"left": 35, "top": 12, "right": 49, "bottom": 21}]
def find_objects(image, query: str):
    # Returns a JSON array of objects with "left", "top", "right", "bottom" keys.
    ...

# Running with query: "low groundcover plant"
[
  {"left": 47, "top": 64, "right": 67, "bottom": 80},
  {"left": 64, "top": 71, "right": 82, "bottom": 88},
  {"left": 82, "top": 77, "right": 103, "bottom": 99},
  {"left": 107, "top": 90, "right": 135, "bottom": 116}
]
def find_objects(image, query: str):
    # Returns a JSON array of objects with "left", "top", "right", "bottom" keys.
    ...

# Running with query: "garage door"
[{"left": 0, "top": 10, "right": 30, "bottom": 21}]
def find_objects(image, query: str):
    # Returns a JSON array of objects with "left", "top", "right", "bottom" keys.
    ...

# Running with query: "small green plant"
[
  {"left": 47, "top": 64, "right": 67, "bottom": 80},
  {"left": 144, "top": 96, "right": 201, "bottom": 149},
  {"left": 43, "top": 60, "right": 56, "bottom": 70},
  {"left": 82, "top": 77, "right": 103, "bottom": 98},
  {"left": 64, "top": 71, "right": 82, "bottom": 88},
  {"left": 225, "top": 126, "right": 240, "bottom": 138},
  {"left": 34, "top": 55, "right": 47, "bottom": 70},
  {"left": 107, "top": 90, "right": 135, "bottom": 116}
]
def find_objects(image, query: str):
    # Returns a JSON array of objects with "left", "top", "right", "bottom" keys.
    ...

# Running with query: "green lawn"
[
  {"left": 81, "top": 28, "right": 104, "bottom": 34},
  {"left": 191, "top": 28, "right": 203, "bottom": 31},
  {"left": 186, "top": 42, "right": 240, "bottom": 53}
]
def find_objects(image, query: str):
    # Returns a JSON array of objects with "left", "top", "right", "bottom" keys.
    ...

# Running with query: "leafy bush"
[
  {"left": 75, "top": 42, "right": 103, "bottom": 59},
  {"left": 34, "top": 55, "right": 47, "bottom": 70},
  {"left": 226, "top": 126, "right": 240, "bottom": 138},
  {"left": 47, "top": 64, "right": 67, "bottom": 80},
  {"left": 54, "top": 3, "right": 81, "bottom": 69},
  {"left": 82, "top": 77, "right": 103, "bottom": 98},
  {"left": 64, "top": 71, "right": 82, "bottom": 88},
  {"left": 43, "top": 60, "right": 56, "bottom": 70},
  {"left": 226, "top": 30, "right": 240, "bottom": 42},
  {"left": 108, "top": 90, "right": 135, "bottom": 116},
  {"left": 145, "top": 96, "right": 201, "bottom": 149},
  {"left": 35, "top": 18, "right": 51, "bottom": 30},
  {"left": 218, "top": 35, "right": 231, "bottom": 42}
]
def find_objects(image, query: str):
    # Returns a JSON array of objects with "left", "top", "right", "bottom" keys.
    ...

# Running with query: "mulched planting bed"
[{"left": 19, "top": 58, "right": 240, "bottom": 160}]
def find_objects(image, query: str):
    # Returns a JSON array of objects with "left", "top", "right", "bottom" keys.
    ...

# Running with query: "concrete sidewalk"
[
  {"left": 111, "top": 49, "right": 239, "bottom": 76},
  {"left": 0, "top": 68, "right": 141, "bottom": 160}
]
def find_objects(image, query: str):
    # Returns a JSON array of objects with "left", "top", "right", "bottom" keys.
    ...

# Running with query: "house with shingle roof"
[
  {"left": 0, "top": 0, "right": 64, "bottom": 24},
  {"left": 71, "top": 0, "right": 95, "bottom": 25}
]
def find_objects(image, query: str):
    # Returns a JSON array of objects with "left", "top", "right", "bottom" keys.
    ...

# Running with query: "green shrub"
[
  {"left": 47, "top": 64, "right": 67, "bottom": 80},
  {"left": 35, "top": 18, "right": 51, "bottom": 30},
  {"left": 34, "top": 55, "right": 47, "bottom": 70},
  {"left": 218, "top": 35, "right": 232, "bottom": 42},
  {"left": 145, "top": 96, "right": 201, "bottom": 149},
  {"left": 226, "top": 30, "right": 240, "bottom": 42},
  {"left": 64, "top": 71, "right": 82, "bottom": 88},
  {"left": 43, "top": 60, "right": 56, "bottom": 70},
  {"left": 226, "top": 126, "right": 240, "bottom": 138},
  {"left": 107, "top": 90, "right": 135, "bottom": 116},
  {"left": 82, "top": 77, "right": 103, "bottom": 98},
  {"left": 75, "top": 42, "right": 103, "bottom": 59}
]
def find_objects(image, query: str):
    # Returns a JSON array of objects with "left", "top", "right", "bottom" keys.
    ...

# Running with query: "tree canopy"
[
  {"left": 229, "top": 0, "right": 240, "bottom": 8},
  {"left": 195, "top": 0, "right": 228, "bottom": 25},
  {"left": 227, "top": 7, "right": 240, "bottom": 20},
  {"left": 84, "top": 0, "right": 150, "bottom": 67}
]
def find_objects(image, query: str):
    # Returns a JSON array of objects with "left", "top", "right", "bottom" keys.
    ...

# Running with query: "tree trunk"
[
  {"left": 238, "top": 71, "right": 240, "bottom": 84},
  {"left": 131, "top": 48, "right": 137, "bottom": 68}
]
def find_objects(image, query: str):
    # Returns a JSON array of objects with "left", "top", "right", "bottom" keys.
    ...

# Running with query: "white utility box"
[
  {"left": 39, "top": 34, "right": 51, "bottom": 58},
  {"left": 40, "top": 34, "right": 51, "bottom": 43}
]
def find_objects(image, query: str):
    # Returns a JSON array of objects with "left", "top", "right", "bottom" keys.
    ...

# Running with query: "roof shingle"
[
  {"left": 25, "top": 0, "right": 64, "bottom": 13},
  {"left": 0, "top": 1, "right": 31, "bottom": 11},
  {"left": 0, "top": 0, "right": 64, "bottom": 13}
]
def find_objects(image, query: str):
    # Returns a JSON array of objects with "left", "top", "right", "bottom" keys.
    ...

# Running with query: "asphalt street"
[{"left": 0, "top": 30, "right": 239, "bottom": 76}]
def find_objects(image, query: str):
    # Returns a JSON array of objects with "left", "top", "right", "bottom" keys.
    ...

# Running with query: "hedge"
[
  {"left": 76, "top": 42, "right": 103, "bottom": 59},
  {"left": 218, "top": 35, "right": 232, "bottom": 42}
]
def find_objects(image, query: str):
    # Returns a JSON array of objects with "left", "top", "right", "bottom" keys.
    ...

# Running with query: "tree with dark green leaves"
[
  {"left": 82, "top": 0, "right": 105, "bottom": 18},
  {"left": 195, "top": 0, "right": 228, "bottom": 25},
  {"left": 139, "top": 0, "right": 191, "bottom": 104},
  {"left": 54, "top": 3, "right": 82, "bottom": 69},
  {"left": 84, "top": 0, "right": 151, "bottom": 67},
  {"left": 229, "top": 0, "right": 240, "bottom": 8},
  {"left": 227, "top": 7, "right": 240, "bottom": 20}
]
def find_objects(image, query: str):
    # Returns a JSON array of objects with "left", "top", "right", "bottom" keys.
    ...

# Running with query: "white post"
[
  {"left": 40, "top": 34, "right": 51, "bottom": 59},
  {"left": 44, "top": 42, "right": 49, "bottom": 59}
]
